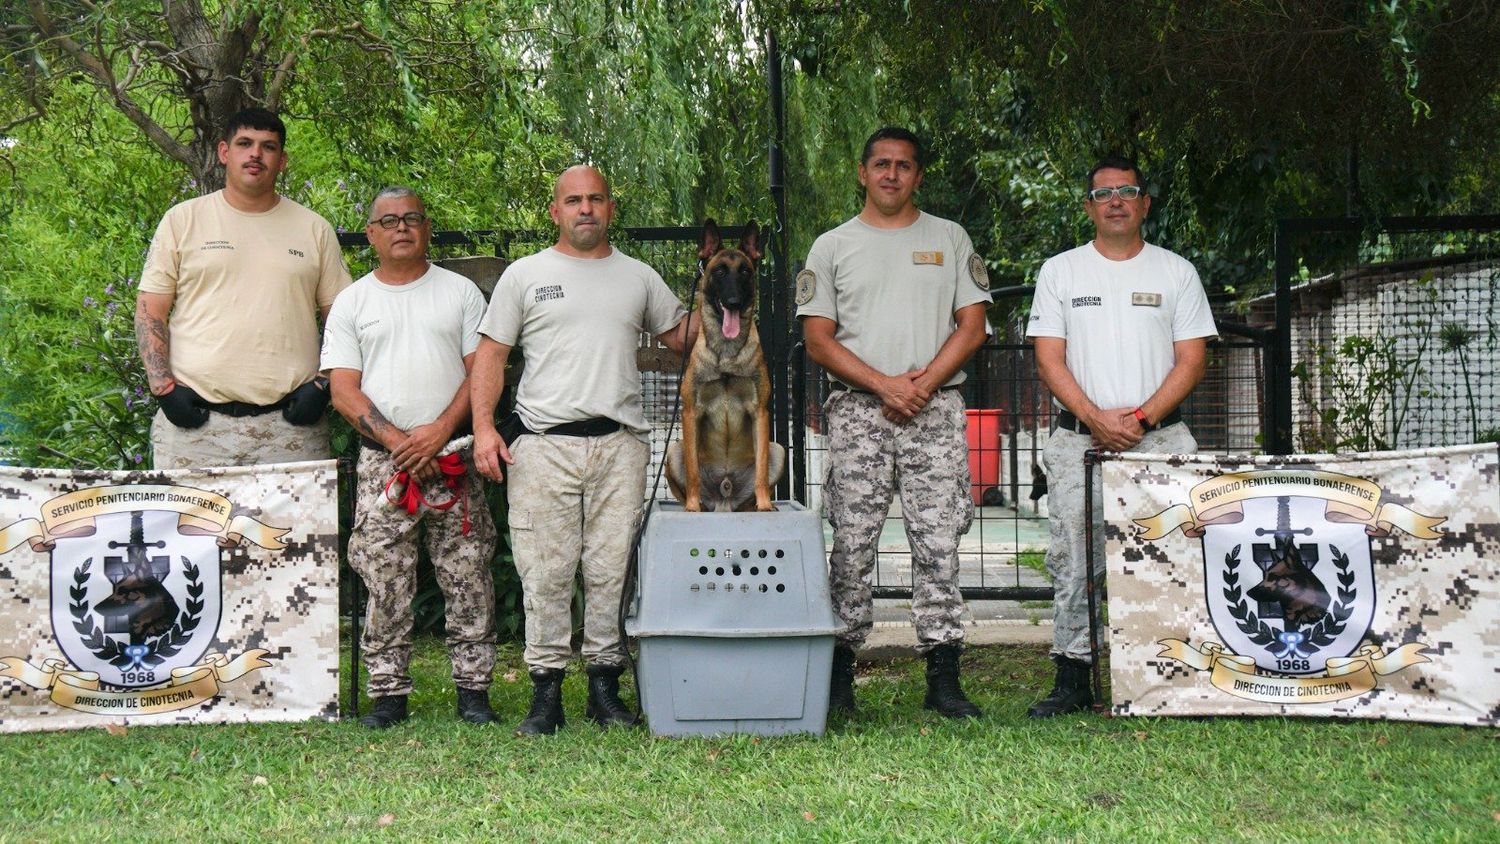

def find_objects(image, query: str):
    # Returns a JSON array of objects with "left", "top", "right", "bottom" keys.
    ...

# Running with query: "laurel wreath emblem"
[
  {"left": 1221, "top": 543, "right": 1355, "bottom": 658},
  {"left": 70, "top": 557, "right": 204, "bottom": 669}
]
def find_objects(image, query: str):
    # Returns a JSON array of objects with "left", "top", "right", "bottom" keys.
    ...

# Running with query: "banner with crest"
[
  {"left": 0, "top": 461, "right": 340, "bottom": 733},
  {"left": 1107, "top": 443, "right": 1499, "bottom": 726}
]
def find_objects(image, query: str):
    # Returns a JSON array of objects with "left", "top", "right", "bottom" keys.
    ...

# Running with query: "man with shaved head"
[{"left": 471, "top": 165, "right": 694, "bottom": 735}]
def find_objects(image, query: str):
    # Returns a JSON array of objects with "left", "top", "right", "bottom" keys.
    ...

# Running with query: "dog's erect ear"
[
  {"left": 738, "top": 221, "right": 762, "bottom": 261},
  {"left": 699, "top": 218, "right": 723, "bottom": 260}
]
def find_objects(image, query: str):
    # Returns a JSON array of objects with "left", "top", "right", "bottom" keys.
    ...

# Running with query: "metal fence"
[
  {"left": 1263, "top": 216, "right": 1500, "bottom": 453},
  {"left": 788, "top": 293, "right": 1267, "bottom": 600}
]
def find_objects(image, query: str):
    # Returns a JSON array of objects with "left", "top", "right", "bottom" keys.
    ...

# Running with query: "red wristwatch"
[{"left": 1132, "top": 408, "right": 1149, "bottom": 426}]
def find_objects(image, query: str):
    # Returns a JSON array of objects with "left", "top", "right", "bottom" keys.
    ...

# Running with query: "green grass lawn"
[{"left": 1, "top": 640, "right": 1494, "bottom": 842}]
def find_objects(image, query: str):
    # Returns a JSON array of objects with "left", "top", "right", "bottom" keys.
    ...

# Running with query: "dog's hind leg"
[
  {"left": 752, "top": 364, "right": 775, "bottom": 511},
  {"left": 665, "top": 441, "right": 687, "bottom": 503}
]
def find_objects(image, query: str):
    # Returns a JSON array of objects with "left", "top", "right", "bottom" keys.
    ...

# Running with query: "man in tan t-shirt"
[
  {"left": 798, "top": 127, "right": 990, "bottom": 720},
  {"left": 135, "top": 107, "right": 352, "bottom": 469},
  {"left": 471, "top": 165, "right": 693, "bottom": 736}
]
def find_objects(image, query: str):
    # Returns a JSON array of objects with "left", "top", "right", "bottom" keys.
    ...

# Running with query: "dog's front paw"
[
  {"left": 755, "top": 499, "right": 775, "bottom": 512},
  {"left": 684, "top": 497, "right": 702, "bottom": 512}
]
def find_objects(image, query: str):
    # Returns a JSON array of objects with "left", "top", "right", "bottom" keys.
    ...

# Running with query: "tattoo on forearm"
[
  {"left": 355, "top": 406, "right": 396, "bottom": 439},
  {"left": 134, "top": 309, "right": 173, "bottom": 386}
]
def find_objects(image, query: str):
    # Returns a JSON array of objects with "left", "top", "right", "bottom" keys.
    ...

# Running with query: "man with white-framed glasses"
[
  {"left": 321, "top": 186, "right": 499, "bottom": 729},
  {"left": 1025, "top": 155, "right": 1217, "bottom": 717}
]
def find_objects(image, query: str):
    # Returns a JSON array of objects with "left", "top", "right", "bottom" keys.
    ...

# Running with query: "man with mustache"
[
  {"left": 1026, "top": 155, "right": 1217, "bottom": 717},
  {"left": 471, "top": 165, "right": 694, "bottom": 736},
  {"left": 136, "top": 108, "right": 351, "bottom": 468}
]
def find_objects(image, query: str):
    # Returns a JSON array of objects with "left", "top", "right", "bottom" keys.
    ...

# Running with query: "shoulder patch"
[
  {"left": 968, "top": 253, "right": 990, "bottom": 292},
  {"left": 795, "top": 269, "right": 817, "bottom": 306}
]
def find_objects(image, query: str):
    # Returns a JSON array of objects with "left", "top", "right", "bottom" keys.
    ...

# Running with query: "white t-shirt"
[
  {"left": 1026, "top": 241, "right": 1217, "bottom": 410},
  {"left": 320, "top": 264, "right": 485, "bottom": 430},
  {"left": 140, "top": 191, "right": 352, "bottom": 404},
  {"left": 479, "top": 247, "right": 686, "bottom": 439},
  {"left": 797, "top": 212, "right": 992, "bottom": 386}
]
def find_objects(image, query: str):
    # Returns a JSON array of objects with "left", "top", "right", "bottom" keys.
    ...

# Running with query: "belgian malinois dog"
[{"left": 666, "top": 219, "right": 785, "bottom": 512}]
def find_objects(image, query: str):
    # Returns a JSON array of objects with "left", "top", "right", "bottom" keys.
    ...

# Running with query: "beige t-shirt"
[
  {"left": 320, "top": 265, "right": 485, "bottom": 430},
  {"left": 796, "top": 212, "right": 992, "bottom": 386},
  {"left": 140, "top": 191, "right": 352, "bottom": 404},
  {"left": 479, "top": 247, "right": 685, "bottom": 439}
]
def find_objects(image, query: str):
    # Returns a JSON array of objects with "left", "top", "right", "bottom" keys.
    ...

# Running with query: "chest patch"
[
  {"left": 912, "top": 251, "right": 943, "bottom": 266},
  {"left": 1132, "top": 292, "right": 1162, "bottom": 307},
  {"left": 795, "top": 269, "right": 816, "bottom": 306},
  {"left": 534, "top": 284, "right": 564, "bottom": 303},
  {"left": 1071, "top": 296, "right": 1103, "bottom": 308},
  {"left": 968, "top": 254, "right": 990, "bottom": 292}
]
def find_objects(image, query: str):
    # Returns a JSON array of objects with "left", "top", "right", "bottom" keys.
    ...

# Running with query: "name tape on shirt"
[
  {"left": 912, "top": 251, "right": 944, "bottom": 266},
  {"left": 1132, "top": 292, "right": 1162, "bottom": 307}
]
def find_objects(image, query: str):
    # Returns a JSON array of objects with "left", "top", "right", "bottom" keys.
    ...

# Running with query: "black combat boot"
[
  {"left": 515, "top": 668, "right": 566, "bottom": 736},
  {"left": 456, "top": 687, "right": 497, "bottom": 725},
  {"left": 828, "top": 644, "right": 857, "bottom": 714},
  {"left": 359, "top": 694, "right": 408, "bottom": 729},
  {"left": 922, "top": 642, "right": 982, "bottom": 719},
  {"left": 1026, "top": 656, "right": 1094, "bottom": 718},
  {"left": 584, "top": 663, "right": 641, "bottom": 728}
]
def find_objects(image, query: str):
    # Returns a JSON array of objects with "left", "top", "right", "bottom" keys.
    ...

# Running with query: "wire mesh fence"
[
  {"left": 790, "top": 301, "right": 1266, "bottom": 598},
  {"left": 1263, "top": 217, "right": 1500, "bottom": 453}
]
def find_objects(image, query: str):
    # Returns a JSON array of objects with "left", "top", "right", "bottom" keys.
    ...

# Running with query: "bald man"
[{"left": 471, "top": 166, "right": 694, "bottom": 736}]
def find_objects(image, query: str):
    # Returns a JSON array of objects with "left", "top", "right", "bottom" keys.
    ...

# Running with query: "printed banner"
[
  {"left": 0, "top": 461, "right": 340, "bottom": 733},
  {"left": 1106, "top": 444, "right": 1499, "bottom": 726}
]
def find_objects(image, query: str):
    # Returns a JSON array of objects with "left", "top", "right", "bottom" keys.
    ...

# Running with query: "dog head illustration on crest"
[
  {"left": 1201, "top": 494, "right": 1374, "bottom": 675},
  {"left": 49, "top": 507, "right": 223, "bottom": 690}
]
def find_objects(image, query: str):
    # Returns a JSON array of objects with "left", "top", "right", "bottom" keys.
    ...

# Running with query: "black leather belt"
[
  {"left": 501, "top": 413, "right": 620, "bottom": 440},
  {"left": 204, "top": 398, "right": 289, "bottom": 417},
  {"left": 1056, "top": 408, "right": 1181, "bottom": 436},
  {"left": 828, "top": 381, "right": 961, "bottom": 394}
]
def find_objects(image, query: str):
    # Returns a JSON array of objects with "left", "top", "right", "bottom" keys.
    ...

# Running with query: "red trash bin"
[{"left": 965, "top": 409, "right": 1003, "bottom": 506}]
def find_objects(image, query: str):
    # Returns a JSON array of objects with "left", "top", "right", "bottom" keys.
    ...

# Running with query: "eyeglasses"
[
  {"left": 370, "top": 212, "right": 428, "bottom": 229},
  {"left": 1087, "top": 186, "right": 1144, "bottom": 202}
]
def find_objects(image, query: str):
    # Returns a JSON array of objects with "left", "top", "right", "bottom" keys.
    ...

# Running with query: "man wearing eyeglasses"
[
  {"left": 470, "top": 165, "right": 694, "bottom": 736},
  {"left": 136, "top": 108, "right": 352, "bottom": 469},
  {"left": 1025, "top": 155, "right": 1217, "bottom": 717},
  {"left": 321, "top": 187, "right": 499, "bottom": 729}
]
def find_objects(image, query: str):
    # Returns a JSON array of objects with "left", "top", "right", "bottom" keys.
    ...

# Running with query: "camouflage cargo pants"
[
  {"left": 824, "top": 389, "right": 973, "bottom": 652},
  {"left": 1042, "top": 422, "right": 1198, "bottom": 663},
  {"left": 349, "top": 447, "right": 497, "bottom": 696},
  {"left": 506, "top": 428, "right": 648, "bottom": 671},
  {"left": 151, "top": 408, "right": 330, "bottom": 469}
]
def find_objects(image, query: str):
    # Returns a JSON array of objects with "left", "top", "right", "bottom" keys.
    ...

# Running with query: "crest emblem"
[
  {"left": 794, "top": 269, "right": 816, "bottom": 306},
  {"left": 1202, "top": 495, "right": 1372, "bottom": 675},
  {"left": 2, "top": 482, "right": 291, "bottom": 716},
  {"left": 50, "top": 508, "right": 222, "bottom": 689},
  {"left": 1136, "top": 469, "right": 1443, "bottom": 704}
]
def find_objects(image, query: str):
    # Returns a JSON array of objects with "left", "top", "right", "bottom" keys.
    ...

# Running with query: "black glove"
[
  {"left": 282, "top": 379, "right": 330, "bottom": 426},
  {"left": 157, "top": 383, "right": 209, "bottom": 429}
]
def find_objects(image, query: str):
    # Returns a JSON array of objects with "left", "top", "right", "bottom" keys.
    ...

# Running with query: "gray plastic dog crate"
[{"left": 624, "top": 501, "right": 843, "bottom": 737}]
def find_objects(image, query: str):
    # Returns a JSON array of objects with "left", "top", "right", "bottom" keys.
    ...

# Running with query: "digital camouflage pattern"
[
  {"left": 824, "top": 389, "right": 971, "bottom": 652},
  {"left": 1106, "top": 443, "right": 1500, "bottom": 726},
  {"left": 0, "top": 461, "right": 339, "bottom": 733},
  {"left": 350, "top": 448, "right": 496, "bottom": 696},
  {"left": 150, "top": 409, "right": 330, "bottom": 469},
  {"left": 1043, "top": 423, "right": 1198, "bottom": 662}
]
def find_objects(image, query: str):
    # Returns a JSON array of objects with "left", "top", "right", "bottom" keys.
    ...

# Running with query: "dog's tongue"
[{"left": 721, "top": 309, "right": 741, "bottom": 340}]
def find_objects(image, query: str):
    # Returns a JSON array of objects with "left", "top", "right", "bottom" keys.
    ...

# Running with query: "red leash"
[{"left": 384, "top": 452, "right": 471, "bottom": 535}]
